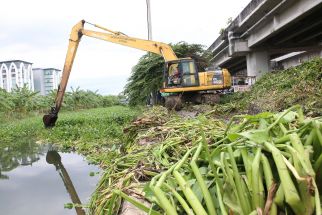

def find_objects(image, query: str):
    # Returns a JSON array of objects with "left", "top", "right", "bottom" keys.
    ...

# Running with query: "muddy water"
[{"left": 0, "top": 141, "right": 99, "bottom": 215}]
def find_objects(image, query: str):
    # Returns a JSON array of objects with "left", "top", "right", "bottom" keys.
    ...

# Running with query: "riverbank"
[
  {"left": 1, "top": 58, "right": 322, "bottom": 214},
  {"left": 2, "top": 104, "right": 321, "bottom": 214}
]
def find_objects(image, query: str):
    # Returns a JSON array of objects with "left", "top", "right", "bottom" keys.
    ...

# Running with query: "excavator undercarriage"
[{"left": 163, "top": 92, "right": 221, "bottom": 111}]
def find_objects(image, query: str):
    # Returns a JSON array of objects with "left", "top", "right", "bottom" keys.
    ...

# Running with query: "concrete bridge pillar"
[{"left": 246, "top": 51, "right": 271, "bottom": 78}]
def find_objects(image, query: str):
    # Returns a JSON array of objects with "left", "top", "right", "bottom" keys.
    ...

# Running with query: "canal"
[{"left": 0, "top": 140, "right": 99, "bottom": 215}]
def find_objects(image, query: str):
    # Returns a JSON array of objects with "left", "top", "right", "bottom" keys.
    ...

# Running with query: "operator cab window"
[
  {"left": 165, "top": 60, "right": 199, "bottom": 87},
  {"left": 212, "top": 69, "right": 223, "bottom": 85},
  {"left": 179, "top": 61, "right": 199, "bottom": 87},
  {"left": 167, "top": 63, "right": 180, "bottom": 86}
]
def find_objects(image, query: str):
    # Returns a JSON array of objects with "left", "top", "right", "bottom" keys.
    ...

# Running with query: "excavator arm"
[{"left": 43, "top": 20, "right": 178, "bottom": 127}]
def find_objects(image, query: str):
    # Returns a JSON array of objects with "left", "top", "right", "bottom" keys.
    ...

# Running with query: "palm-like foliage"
[
  {"left": 0, "top": 89, "right": 14, "bottom": 112},
  {"left": 124, "top": 42, "right": 213, "bottom": 106},
  {"left": 10, "top": 85, "right": 40, "bottom": 113},
  {"left": 0, "top": 86, "right": 124, "bottom": 119}
]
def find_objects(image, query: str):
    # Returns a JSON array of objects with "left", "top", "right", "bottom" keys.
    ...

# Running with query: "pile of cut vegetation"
[
  {"left": 219, "top": 58, "right": 322, "bottom": 116},
  {"left": 88, "top": 105, "right": 322, "bottom": 215}
]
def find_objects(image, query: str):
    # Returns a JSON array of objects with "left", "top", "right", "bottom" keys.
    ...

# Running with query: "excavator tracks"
[
  {"left": 164, "top": 95, "right": 183, "bottom": 111},
  {"left": 164, "top": 92, "right": 221, "bottom": 110}
]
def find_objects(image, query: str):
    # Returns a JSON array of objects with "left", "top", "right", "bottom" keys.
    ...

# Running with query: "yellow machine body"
[{"left": 161, "top": 68, "right": 231, "bottom": 93}]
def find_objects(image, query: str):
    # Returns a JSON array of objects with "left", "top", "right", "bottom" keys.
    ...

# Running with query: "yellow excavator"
[{"left": 43, "top": 20, "right": 231, "bottom": 127}]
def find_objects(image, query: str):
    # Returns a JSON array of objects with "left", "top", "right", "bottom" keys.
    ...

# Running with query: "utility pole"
[
  {"left": 146, "top": 0, "right": 156, "bottom": 105},
  {"left": 146, "top": 0, "right": 152, "bottom": 40}
]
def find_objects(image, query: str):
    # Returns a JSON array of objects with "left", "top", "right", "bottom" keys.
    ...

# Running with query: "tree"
[{"left": 124, "top": 42, "right": 213, "bottom": 106}]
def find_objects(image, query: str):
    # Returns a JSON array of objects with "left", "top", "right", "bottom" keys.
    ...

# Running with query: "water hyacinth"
[{"left": 91, "top": 105, "right": 322, "bottom": 215}]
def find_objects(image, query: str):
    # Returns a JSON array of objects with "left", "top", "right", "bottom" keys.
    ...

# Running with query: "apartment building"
[
  {"left": 0, "top": 60, "right": 34, "bottom": 92},
  {"left": 33, "top": 68, "right": 61, "bottom": 95}
]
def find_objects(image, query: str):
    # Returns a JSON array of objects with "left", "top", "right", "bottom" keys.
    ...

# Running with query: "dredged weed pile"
[
  {"left": 89, "top": 105, "right": 322, "bottom": 215},
  {"left": 88, "top": 106, "right": 227, "bottom": 214}
]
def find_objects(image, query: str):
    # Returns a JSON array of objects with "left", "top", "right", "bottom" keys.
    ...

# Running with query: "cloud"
[
  {"left": 68, "top": 75, "right": 129, "bottom": 95},
  {"left": 0, "top": 32, "right": 8, "bottom": 40}
]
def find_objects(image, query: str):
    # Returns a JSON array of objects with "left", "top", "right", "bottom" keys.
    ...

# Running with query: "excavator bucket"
[
  {"left": 43, "top": 113, "right": 58, "bottom": 128},
  {"left": 46, "top": 150, "right": 61, "bottom": 165}
]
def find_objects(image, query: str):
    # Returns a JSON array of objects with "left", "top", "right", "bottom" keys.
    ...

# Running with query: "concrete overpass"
[{"left": 208, "top": 0, "right": 322, "bottom": 77}]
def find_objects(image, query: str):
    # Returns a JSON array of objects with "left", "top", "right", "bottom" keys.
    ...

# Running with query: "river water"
[{"left": 0, "top": 141, "right": 100, "bottom": 215}]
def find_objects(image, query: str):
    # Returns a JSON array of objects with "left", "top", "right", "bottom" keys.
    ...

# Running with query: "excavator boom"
[{"left": 43, "top": 20, "right": 178, "bottom": 127}]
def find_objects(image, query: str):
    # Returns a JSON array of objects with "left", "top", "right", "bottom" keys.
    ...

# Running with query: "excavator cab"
[{"left": 164, "top": 59, "right": 199, "bottom": 88}]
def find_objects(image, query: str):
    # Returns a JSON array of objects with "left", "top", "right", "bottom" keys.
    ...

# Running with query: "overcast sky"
[{"left": 0, "top": 0, "right": 250, "bottom": 95}]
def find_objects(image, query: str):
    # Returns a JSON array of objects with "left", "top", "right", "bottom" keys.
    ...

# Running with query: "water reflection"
[
  {"left": 0, "top": 139, "right": 47, "bottom": 180},
  {"left": 46, "top": 150, "right": 86, "bottom": 215},
  {"left": 0, "top": 140, "right": 99, "bottom": 215}
]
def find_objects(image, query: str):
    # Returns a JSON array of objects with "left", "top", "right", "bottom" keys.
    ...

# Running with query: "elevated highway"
[{"left": 208, "top": 0, "right": 322, "bottom": 77}]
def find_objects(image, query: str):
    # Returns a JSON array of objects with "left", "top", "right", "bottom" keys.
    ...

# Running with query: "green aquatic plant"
[{"left": 88, "top": 106, "right": 322, "bottom": 214}]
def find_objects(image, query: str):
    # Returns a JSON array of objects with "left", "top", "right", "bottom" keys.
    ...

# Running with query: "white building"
[
  {"left": 33, "top": 68, "right": 61, "bottom": 95},
  {"left": 0, "top": 60, "right": 34, "bottom": 92}
]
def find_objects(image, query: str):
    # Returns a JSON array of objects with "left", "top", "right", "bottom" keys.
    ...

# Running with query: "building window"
[
  {"left": 2, "top": 69, "right": 6, "bottom": 75},
  {"left": 45, "top": 71, "right": 53, "bottom": 75},
  {"left": 11, "top": 68, "right": 16, "bottom": 77}
]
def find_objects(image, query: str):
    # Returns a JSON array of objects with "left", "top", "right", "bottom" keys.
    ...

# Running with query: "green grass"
[{"left": 219, "top": 58, "right": 322, "bottom": 116}]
